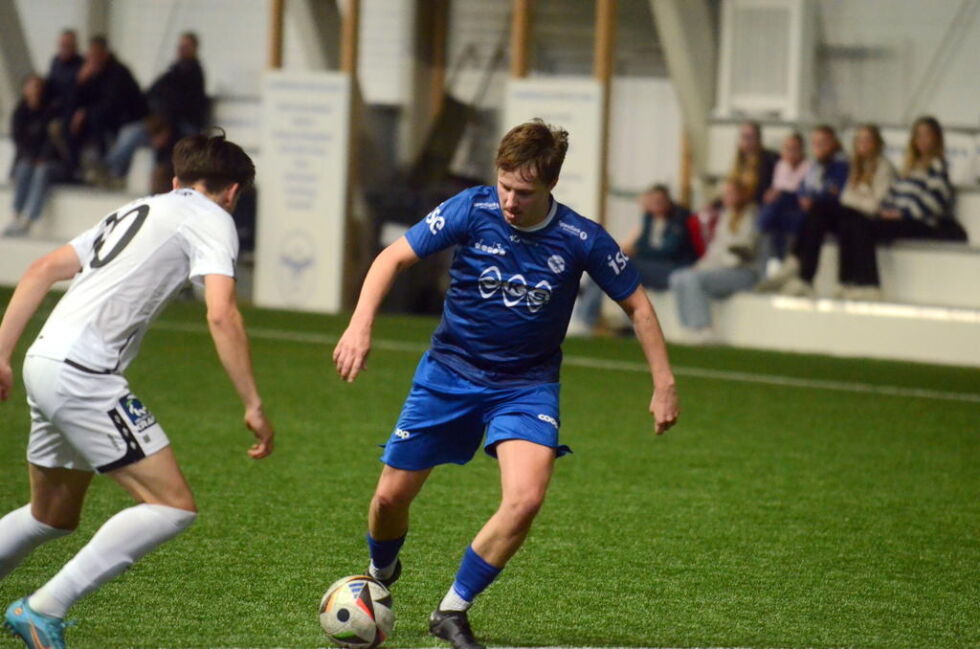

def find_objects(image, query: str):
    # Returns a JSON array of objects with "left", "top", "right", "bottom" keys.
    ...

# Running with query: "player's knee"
[
  {"left": 372, "top": 489, "right": 414, "bottom": 514},
  {"left": 500, "top": 492, "right": 545, "bottom": 528}
]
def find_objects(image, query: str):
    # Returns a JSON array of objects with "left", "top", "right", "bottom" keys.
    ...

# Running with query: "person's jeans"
[
  {"left": 12, "top": 160, "right": 56, "bottom": 221},
  {"left": 105, "top": 120, "right": 151, "bottom": 178},
  {"left": 758, "top": 191, "right": 805, "bottom": 260},
  {"left": 669, "top": 266, "right": 758, "bottom": 330}
]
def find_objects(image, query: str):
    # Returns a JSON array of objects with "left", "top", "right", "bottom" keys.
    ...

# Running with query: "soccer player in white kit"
[{"left": 0, "top": 132, "right": 275, "bottom": 649}]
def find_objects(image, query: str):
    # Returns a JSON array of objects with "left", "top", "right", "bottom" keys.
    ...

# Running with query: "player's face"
[
  {"left": 496, "top": 169, "right": 552, "bottom": 228},
  {"left": 782, "top": 136, "right": 802, "bottom": 164}
]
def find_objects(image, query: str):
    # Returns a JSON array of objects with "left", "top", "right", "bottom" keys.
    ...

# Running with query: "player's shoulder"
[
  {"left": 552, "top": 202, "right": 606, "bottom": 246},
  {"left": 441, "top": 185, "right": 498, "bottom": 213}
]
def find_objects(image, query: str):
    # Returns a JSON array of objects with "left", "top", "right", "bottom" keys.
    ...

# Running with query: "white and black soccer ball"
[{"left": 319, "top": 575, "right": 394, "bottom": 648}]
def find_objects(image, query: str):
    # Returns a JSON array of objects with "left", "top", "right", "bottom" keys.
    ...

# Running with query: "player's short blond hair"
[{"left": 495, "top": 119, "right": 569, "bottom": 187}]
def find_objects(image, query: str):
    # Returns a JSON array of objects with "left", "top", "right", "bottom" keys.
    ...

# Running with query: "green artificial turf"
[{"left": 0, "top": 289, "right": 977, "bottom": 649}]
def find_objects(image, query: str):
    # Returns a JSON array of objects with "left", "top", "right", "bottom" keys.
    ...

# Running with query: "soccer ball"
[{"left": 319, "top": 575, "right": 395, "bottom": 648}]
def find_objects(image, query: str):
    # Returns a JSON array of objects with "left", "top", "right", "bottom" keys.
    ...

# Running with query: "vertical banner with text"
[
  {"left": 254, "top": 70, "right": 351, "bottom": 313},
  {"left": 503, "top": 77, "right": 604, "bottom": 221}
]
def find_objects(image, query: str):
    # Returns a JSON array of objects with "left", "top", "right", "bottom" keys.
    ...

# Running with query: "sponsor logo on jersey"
[
  {"left": 474, "top": 239, "right": 507, "bottom": 256},
  {"left": 606, "top": 250, "right": 629, "bottom": 276},
  {"left": 537, "top": 414, "right": 559, "bottom": 429},
  {"left": 425, "top": 206, "right": 446, "bottom": 235},
  {"left": 395, "top": 428, "right": 411, "bottom": 439},
  {"left": 478, "top": 265, "right": 552, "bottom": 313},
  {"left": 119, "top": 395, "right": 157, "bottom": 432},
  {"left": 547, "top": 254, "right": 566, "bottom": 274},
  {"left": 473, "top": 201, "right": 500, "bottom": 210},
  {"left": 558, "top": 220, "right": 588, "bottom": 240}
]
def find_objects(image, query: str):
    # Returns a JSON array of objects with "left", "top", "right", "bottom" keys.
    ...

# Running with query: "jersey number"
[{"left": 90, "top": 205, "right": 150, "bottom": 268}]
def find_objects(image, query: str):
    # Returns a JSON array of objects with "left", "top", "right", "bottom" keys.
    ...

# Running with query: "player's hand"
[
  {"left": 650, "top": 383, "right": 679, "bottom": 435},
  {"left": 333, "top": 325, "right": 371, "bottom": 383},
  {"left": 0, "top": 360, "right": 13, "bottom": 402},
  {"left": 244, "top": 405, "right": 274, "bottom": 459}
]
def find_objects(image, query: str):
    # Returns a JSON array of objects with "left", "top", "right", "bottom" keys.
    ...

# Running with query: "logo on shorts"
[
  {"left": 537, "top": 414, "right": 559, "bottom": 429},
  {"left": 119, "top": 395, "right": 157, "bottom": 432},
  {"left": 395, "top": 428, "right": 411, "bottom": 439}
]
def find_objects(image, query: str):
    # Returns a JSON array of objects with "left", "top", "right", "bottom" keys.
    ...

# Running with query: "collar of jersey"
[{"left": 507, "top": 196, "right": 557, "bottom": 233}]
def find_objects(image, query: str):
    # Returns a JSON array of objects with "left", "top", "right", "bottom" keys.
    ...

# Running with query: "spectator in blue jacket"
[
  {"left": 757, "top": 125, "right": 849, "bottom": 296},
  {"left": 569, "top": 185, "right": 696, "bottom": 335}
]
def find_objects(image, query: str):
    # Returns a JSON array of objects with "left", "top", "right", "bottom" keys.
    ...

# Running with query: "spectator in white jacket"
[{"left": 669, "top": 180, "right": 759, "bottom": 342}]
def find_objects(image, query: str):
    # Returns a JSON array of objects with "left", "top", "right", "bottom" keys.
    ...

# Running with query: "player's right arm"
[
  {"left": 333, "top": 236, "right": 420, "bottom": 383},
  {"left": 0, "top": 244, "right": 82, "bottom": 401},
  {"left": 203, "top": 273, "right": 275, "bottom": 459}
]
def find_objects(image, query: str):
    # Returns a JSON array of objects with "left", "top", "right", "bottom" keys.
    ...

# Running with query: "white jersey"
[{"left": 28, "top": 188, "right": 238, "bottom": 373}]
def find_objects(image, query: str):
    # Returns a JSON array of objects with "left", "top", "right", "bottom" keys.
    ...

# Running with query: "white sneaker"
[
  {"left": 2, "top": 216, "right": 30, "bottom": 237},
  {"left": 780, "top": 276, "right": 814, "bottom": 297},
  {"left": 756, "top": 255, "right": 800, "bottom": 292}
]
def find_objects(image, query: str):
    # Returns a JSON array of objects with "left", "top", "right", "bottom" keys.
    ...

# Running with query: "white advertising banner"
[
  {"left": 254, "top": 70, "right": 351, "bottom": 313},
  {"left": 503, "top": 77, "right": 604, "bottom": 221}
]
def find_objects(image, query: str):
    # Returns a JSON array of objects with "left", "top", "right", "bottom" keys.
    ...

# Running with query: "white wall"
[{"left": 816, "top": 0, "right": 980, "bottom": 128}]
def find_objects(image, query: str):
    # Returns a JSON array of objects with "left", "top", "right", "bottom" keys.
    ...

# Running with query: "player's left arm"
[
  {"left": 0, "top": 244, "right": 81, "bottom": 401},
  {"left": 203, "top": 273, "right": 275, "bottom": 459},
  {"left": 617, "top": 287, "right": 679, "bottom": 435}
]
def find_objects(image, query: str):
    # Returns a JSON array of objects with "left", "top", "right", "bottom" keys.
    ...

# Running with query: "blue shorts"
[{"left": 380, "top": 352, "right": 571, "bottom": 471}]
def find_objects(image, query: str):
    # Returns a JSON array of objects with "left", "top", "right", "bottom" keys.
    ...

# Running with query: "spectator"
[
  {"left": 569, "top": 185, "right": 697, "bottom": 335},
  {"left": 4, "top": 76, "right": 59, "bottom": 237},
  {"left": 728, "top": 121, "right": 779, "bottom": 204},
  {"left": 757, "top": 132, "right": 809, "bottom": 269},
  {"left": 66, "top": 35, "right": 147, "bottom": 178},
  {"left": 45, "top": 29, "right": 83, "bottom": 123},
  {"left": 835, "top": 116, "right": 966, "bottom": 299},
  {"left": 101, "top": 32, "right": 208, "bottom": 185},
  {"left": 668, "top": 180, "right": 759, "bottom": 343},
  {"left": 757, "top": 125, "right": 849, "bottom": 296}
]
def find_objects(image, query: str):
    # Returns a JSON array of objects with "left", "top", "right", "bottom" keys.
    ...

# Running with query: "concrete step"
[{"left": 637, "top": 291, "right": 980, "bottom": 367}]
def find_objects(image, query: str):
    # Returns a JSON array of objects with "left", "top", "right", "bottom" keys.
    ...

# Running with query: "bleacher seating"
[{"left": 1, "top": 114, "right": 979, "bottom": 366}]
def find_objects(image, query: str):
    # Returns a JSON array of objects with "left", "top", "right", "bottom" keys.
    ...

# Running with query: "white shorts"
[{"left": 24, "top": 355, "right": 170, "bottom": 473}]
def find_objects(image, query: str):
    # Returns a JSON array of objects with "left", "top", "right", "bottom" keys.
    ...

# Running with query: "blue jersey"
[{"left": 404, "top": 185, "right": 640, "bottom": 386}]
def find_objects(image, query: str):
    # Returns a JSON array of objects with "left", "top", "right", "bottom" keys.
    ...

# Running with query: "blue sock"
[
  {"left": 366, "top": 533, "right": 405, "bottom": 570},
  {"left": 451, "top": 546, "right": 501, "bottom": 602}
]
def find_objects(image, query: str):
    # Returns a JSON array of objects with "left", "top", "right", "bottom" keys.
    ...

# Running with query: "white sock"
[
  {"left": 439, "top": 585, "right": 472, "bottom": 612},
  {"left": 0, "top": 505, "right": 73, "bottom": 580},
  {"left": 369, "top": 559, "right": 397, "bottom": 581},
  {"left": 29, "top": 504, "right": 196, "bottom": 618}
]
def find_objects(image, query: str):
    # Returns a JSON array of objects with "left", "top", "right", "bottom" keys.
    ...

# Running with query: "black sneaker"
[
  {"left": 428, "top": 609, "right": 485, "bottom": 649},
  {"left": 371, "top": 558, "right": 401, "bottom": 588}
]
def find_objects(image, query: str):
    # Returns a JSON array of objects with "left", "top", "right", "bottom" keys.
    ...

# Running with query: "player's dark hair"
[
  {"left": 173, "top": 129, "right": 255, "bottom": 194},
  {"left": 496, "top": 119, "right": 569, "bottom": 187},
  {"left": 645, "top": 183, "right": 671, "bottom": 198},
  {"left": 90, "top": 35, "right": 109, "bottom": 49}
]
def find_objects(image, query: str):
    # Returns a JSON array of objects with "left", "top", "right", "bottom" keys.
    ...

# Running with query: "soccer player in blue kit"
[{"left": 333, "top": 120, "right": 679, "bottom": 648}]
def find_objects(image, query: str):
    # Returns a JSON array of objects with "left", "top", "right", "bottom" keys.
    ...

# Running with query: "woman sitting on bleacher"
[
  {"left": 756, "top": 125, "right": 849, "bottom": 296},
  {"left": 669, "top": 179, "right": 758, "bottom": 343},
  {"left": 729, "top": 120, "right": 779, "bottom": 204},
  {"left": 757, "top": 131, "right": 810, "bottom": 269},
  {"left": 835, "top": 116, "right": 967, "bottom": 298},
  {"left": 4, "top": 75, "right": 59, "bottom": 238}
]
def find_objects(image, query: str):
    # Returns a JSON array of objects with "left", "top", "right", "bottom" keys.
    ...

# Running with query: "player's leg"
[
  {"left": 0, "top": 465, "right": 90, "bottom": 580},
  {"left": 26, "top": 448, "right": 197, "bottom": 620},
  {"left": 441, "top": 440, "right": 554, "bottom": 611},
  {"left": 367, "top": 465, "right": 432, "bottom": 584},
  {"left": 367, "top": 352, "right": 486, "bottom": 587}
]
